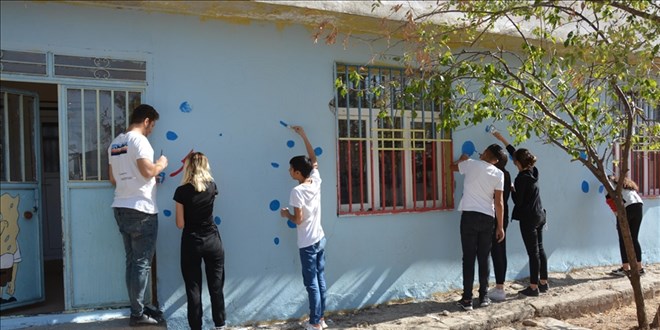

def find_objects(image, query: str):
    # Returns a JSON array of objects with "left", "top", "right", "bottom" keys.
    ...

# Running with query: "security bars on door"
[
  {"left": 65, "top": 88, "right": 142, "bottom": 181},
  {"left": 334, "top": 63, "right": 454, "bottom": 216},
  {"left": 0, "top": 90, "right": 38, "bottom": 182}
]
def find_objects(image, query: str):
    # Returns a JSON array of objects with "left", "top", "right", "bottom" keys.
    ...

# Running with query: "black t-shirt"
[{"left": 173, "top": 181, "right": 217, "bottom": 233}]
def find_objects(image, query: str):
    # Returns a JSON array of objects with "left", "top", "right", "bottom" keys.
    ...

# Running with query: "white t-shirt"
[
  {"left": 621, "top": 189, "right": 643, "bottom": 207},
  {"left": 289, "top": 168, "right": 324, "bottom": 248},
  {"left": 457, "top": 159, "right": 504, "bottom": 217},
  {"left": 108, "top": 131, "right": 158, "bottom": 214}
]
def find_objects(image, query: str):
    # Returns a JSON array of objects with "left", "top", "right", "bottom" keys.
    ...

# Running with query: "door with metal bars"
[
  {"left": 59, "top": 86, "right": 143, "bottom": 309},
  {"left": 0, "top": 88, "right": 45, "bottom": 310}
]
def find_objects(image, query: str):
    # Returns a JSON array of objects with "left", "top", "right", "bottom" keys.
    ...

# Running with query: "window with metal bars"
[
  {"left": 334, "top": 63, "right": 454, "bottom": 215},
  {"left": 65, "top": 88, "right": 142, "bottom": 181},
  {"left": 615, "top": 97, "right": 660, "bottom": 197}
]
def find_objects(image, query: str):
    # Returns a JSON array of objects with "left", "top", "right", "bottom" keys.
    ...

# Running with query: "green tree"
[{"left": 326, "top": 1, "right": 659, "bottom": 328}]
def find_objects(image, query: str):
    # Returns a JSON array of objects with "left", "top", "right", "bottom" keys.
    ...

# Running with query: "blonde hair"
[{"left": 180, "top": 152, "right": 214, "bottom": 192}]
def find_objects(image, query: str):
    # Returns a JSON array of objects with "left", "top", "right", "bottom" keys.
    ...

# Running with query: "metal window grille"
[
  {"left": 1, "top": 89, "right": 38, "bottom": 182},
  {"left": 0, "top": 50, "right": 47, "bottom": 76},
  {"left": 334, "top": 63, "right": 454, "bottom": 215},
  {"left": 614, "top": 97, "right": 660, "bottom": 197},
  {"left": 54, "top": 55, "right": 146, "bottom": 81},
  {"left": 65, "top": 88, "right": 142, "bottom": 181}
]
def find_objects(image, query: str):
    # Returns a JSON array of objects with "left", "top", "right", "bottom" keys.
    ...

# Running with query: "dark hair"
[
  {"left": 514, "top": 148, "right": 537, "bottom": 169},
  {"left": 129, "top": 104, "right": 160, "bottom": 125},
  {"left": 486, "top": 144, "right": 507, "bottom": 165},
  {"left": 289, "top": 155, "right": 313, "bottom": 178}
]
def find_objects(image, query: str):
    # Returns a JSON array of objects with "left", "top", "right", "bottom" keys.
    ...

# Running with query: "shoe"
[
  {"left": 320, "top": 318, "right": 329, "bottom": 328},
  {"left": 518, "top": 286, "right": 539, "bottom": 297},
  {"left": 143, "top": 306, "right": 165, "bottom": 323},
  {"left": 610, "top": 267, "right": 628, "bottom": 277},
  {"left": 479, "top": 296, "right": 491, "bottom": 307},
  {"left": 304, "top": 323, "right": 322, "bottom": 330},
  {"left": 640, "top": 268, "right": 645, "bottom": 276},
  {"left": 214, "top": 326, "right": 227, "bottom": 330},
  {"left": 539, "top": 282, "right": 549, "bottom": 293},
  {"left": 129, "top": 314, "right": 158, "bottom": 326},
  {"left": 488, "top": 288, "right": 506, "bottom": 301},
  {"left": 456, "top": 299, "right": 473, "bottom": 311}
]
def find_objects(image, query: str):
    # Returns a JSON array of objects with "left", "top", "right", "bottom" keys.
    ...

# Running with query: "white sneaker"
[
  {"left": 304, "top": 323, "right": 322, "bottom": 330},
  {"left": 320, "top": 318, "right": 329, "bottom": 328},
  {"left": 488, "top": 287, "right": 506, "bottom": 301}
]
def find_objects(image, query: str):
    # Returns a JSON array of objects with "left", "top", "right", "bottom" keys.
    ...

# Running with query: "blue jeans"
[
  {"left": 460, "top": 211, "right": 494, "bottom": 301},
  {"left": 299, "top": 237, "right": 327, "bottom": 325},
  {"left": 113, "top": 207, "right": 158, "bottom": 317}
]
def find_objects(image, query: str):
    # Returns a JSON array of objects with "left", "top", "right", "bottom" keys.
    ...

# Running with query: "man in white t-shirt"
[
  {"left": 451, "top": 144, "right": 506, "bottom": 311},
  {"left": 108, "top": 104, "right": 168, "bottom": 326},
  {"left": 280, "top": 126, "right": 327, "bottom": 330}
]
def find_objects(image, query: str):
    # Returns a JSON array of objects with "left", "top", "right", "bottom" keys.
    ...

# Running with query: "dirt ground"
[{"left": 559, "top": 294, "right": 660, "bottom": 330}]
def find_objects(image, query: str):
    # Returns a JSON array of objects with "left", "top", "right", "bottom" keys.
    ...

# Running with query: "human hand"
[
  {"left": 291, "top": 126, "right": 306, "bottom": 136},
  {"left": 7, "top": 281, "right": 15, "bottom": 295},
  {"left": 496, "top": 227, "right": 505, "bottom": 243},
  {"left": 157, "top": 155, "right": 168, "bottom": 169},
  {"left": 458, "top": 154, "right": 469, "bottom": 162},
  {"left": 280, "top": 207, "right": 290, "bottom": 219}
]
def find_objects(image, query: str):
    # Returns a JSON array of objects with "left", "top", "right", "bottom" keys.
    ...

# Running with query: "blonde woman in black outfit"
[
  {"left": 173, "top": 152, "right": 226, "bottom": 330},
  {"left": 511, "top": 148, "right": 548, "bottom": 297}
]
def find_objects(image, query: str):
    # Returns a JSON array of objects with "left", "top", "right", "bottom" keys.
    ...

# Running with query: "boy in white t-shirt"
[
  {"left": 280, "top": 126, "right": 327, "bottom": 330},
  {"left": 451, "top": 144, "right": 506, "bottom": 311}
]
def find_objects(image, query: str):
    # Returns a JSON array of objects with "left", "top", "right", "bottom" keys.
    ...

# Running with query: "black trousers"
[
  {"left": 491, "top": 218, "right": 508, "bottom": 285},
  {"left": 616, "top": 203, "right": 643, "bottom": 264},
  {"left": 519, "top": 220, "right": 547, "bottom": 285},
  {"left": 181, "top": 229, "right": 226, "bottom": 330},
  {"left": 460, "top": 211, "right": 495, "bottom": 301}
]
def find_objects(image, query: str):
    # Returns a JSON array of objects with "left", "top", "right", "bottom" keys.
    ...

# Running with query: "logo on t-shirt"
[{"left": 110, "top": 142, "right": 128, "bottom": 156}]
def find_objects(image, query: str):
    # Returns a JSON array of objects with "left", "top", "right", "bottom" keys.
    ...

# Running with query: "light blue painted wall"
[{"left": 1, "top": 2, "right": 658, "bottom": 328}]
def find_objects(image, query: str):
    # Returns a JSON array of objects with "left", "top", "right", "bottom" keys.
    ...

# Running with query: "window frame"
[{"left": 334, "top": 63, "right": 454, "bottom": 216}]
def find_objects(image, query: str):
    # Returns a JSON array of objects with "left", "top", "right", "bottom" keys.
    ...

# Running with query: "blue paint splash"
[
  {"left": 579, "top": 151, "right": 587, "bottom": 160},
  {"left": 271, "top": 162, "right": 280, "bottom": 168},
  {"left": 163, "top": 209, "right": 172, "bottom": 217},
  {"left": 214, "top": 216, "right": 221, "bottom": 225},
  {"left": 287, "top": 140, "right": 295, "bottom": 148},
  {"left": 274, "top": 237, "right": 280, "bottom": 245},
  {"left": 461, "top": 141, "right": 476, "bottom": 156},
  {"left": 287, "top": 220, "right": 296, "bottom": 228},
  {"left": 179, "top": 101, "right": 193, "bottom": 113},
  {"left": 599, "top": 185, "right": 604, "bottom": 194},
  {"left": 314, "top": 147, "right": 323, "bottom": 156},
  {"left": 218, "top": 133, "right": 223, "bottom": 137},
  {"left": 166, "top": 131, "right": 178, "bottom": 141},
  {"left": 581, "top": 180, "right": 590, "bottom": 193},
  {"left": 269, "top": 200, "right": 280, "bottom": 211}
]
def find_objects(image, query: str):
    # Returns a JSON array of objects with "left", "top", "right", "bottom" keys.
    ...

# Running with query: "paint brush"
[{"left": 280, "top": 120, "right": 295, "bottom": 130}]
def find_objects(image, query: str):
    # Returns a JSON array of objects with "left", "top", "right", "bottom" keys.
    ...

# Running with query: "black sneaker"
[
  {"left": 610, "top": 267, "right": 628, "bottom": 277},
  {"left": 518, "top": 286, "right": 539, "bottom": 297},
  {"left": 456, "top": 299, "right": 473, "bottom": 311},
  {"left": 129, "top": 314, "right": 158, "bottom": 326},
  {"left": 479, "top": 296, "right": 491, "bottom": 307},
  {"left": 640, "top": 268, "right": 645, "bottom": 276},
  {"left": 538, "top": 282, "right": 549, "bottom": 293},
  {"left": 143, "top": 306, "right": 165, "bottom": 323}
]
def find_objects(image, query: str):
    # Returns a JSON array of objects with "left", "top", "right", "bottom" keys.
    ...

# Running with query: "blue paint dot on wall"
[
  {"left": 287, "top": 140, "right": 295, "bottom": 148},
  {"left": 163, "top": 209, "right": 172, "bottom": 217},
  {"left": 581, "top": 180, "right": 590, "bottom": 193},
  {"left": 218, "top": 133, "right": 223, "bottom": 137},
  {"left": 269, "top": 200, "right": 280, "bottom": 211},
  {"left": 274, "top": 237, "right": 280, "bottom": 245},
  {"left": 314, "top": 147, "right": 323, "bottom": 156},
  {"left": 214, "top": 216, "right": 221, "bottom": 225},
  {"left": 461, "top": 141, "right": 476, "bottom": 156},
  {"left": 179, "top": 101, "right": 193, "bottom": 113},
  {"left": 579, "top": 151, "right": 587, "bottom": 160},
  {"left": 599, "top": 185, "right": 604, "bottom": 194},
  {"left": 287, "top": 220, "right": 297, "bottom": 228},
  {"left": 271, "top": 162, "right": 280, "bottom": 168},
  {"left": 166, "top": 131, "right": 178, "bottom": 141}
]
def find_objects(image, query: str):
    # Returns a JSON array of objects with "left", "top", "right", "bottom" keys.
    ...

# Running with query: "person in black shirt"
[
  {"left": 173, "top": 152, "right": 226, "bottom": 330},
  {"left": 511, "top": 148, "right": 548, "bottom": 297}
]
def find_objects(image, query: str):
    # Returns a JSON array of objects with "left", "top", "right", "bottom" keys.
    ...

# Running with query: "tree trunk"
[
  {"left": 616, "top": 210, "right": 648, "bottom": 330},
  {"left": 651, "top": 303, "right": 659, "bottom": 328}
]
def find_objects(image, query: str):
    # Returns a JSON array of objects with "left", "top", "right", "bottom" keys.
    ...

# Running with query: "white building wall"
[{"left": 1, "top": 1, "right": 657, "bottom": 328}]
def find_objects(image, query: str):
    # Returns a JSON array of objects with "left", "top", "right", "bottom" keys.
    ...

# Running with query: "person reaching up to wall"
[
  {"left": 280, "top": 126, "right": 328, "bottom": 330},
  {"left": 606, "top": 176, "right": 645, "bottom": 277}
]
